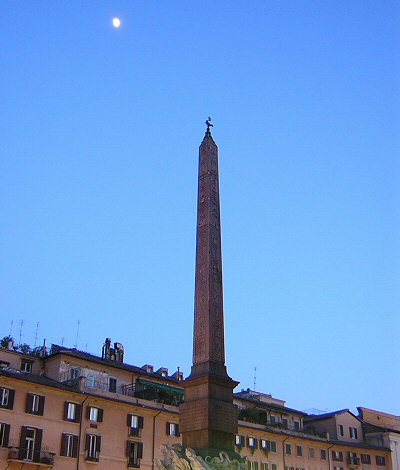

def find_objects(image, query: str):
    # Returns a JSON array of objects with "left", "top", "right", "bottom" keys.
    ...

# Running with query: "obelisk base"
[{"left": 180, "top": 372, "right": 239, "bottom": 452}]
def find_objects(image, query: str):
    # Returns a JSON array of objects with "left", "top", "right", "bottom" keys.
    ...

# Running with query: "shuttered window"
[
  {"left": 0, "top": 388, "right": 15, "bottom": 410},
  {"left": 0, "top": 423, "right": 10, "bottom": 447},
  {"left": 127, "top": 441, "right": 143, "bottom": 468},
  {"left": 25, "top": 394, "right": 45, "bottom": 416},
  {"left": 60, "top": 433, "right": 78, "bottom": 457},
  {"left": 85, "top": 434, "right": 101, "bottom": 462},
  {"left": 127, "top": 415, "right": 144, "bottom": 436},
  {"left": 64, "top": 402, "right": 81, "bottom": 422}
]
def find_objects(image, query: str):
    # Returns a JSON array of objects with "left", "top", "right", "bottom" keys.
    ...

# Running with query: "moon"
[{"left": 112, "top": 17, "right": 121, "bottom": 28}]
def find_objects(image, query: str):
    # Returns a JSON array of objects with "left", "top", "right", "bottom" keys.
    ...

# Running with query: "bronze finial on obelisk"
[{"left": 180, "top": 120, "right": 239, "bottom": 456}]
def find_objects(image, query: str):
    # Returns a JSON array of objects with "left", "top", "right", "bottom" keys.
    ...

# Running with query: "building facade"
[{"left": 0, "top": 342, "right": 393, "bottom": 470}]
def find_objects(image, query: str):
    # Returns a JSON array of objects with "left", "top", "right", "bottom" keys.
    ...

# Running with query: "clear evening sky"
[{"left": 1, "top": 2, "right": 399, "bottom": 414}]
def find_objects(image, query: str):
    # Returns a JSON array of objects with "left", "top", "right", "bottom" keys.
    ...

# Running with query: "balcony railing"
[
  {"left": 8, "top": 447, "right": 55, "bottom": 466},
  {"left": 85, "top": 452, "right": 100, "bottom": 462}
]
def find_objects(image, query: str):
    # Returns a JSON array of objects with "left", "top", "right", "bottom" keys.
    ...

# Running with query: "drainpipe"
[
  {"left": 77, "top": 395, "right": 89, "bottom": 470},
  {"left": 327, "top": 443, "right": 334, "bottom": 470},
  {"left": 282, "top": 436, "right": 290, "bottom": 470},
  {"left": 151, "top": 410, "right": 162, "bottom": 470}
]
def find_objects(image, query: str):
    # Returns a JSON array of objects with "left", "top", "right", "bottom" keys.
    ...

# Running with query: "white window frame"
[
  {"left": 349, "top": 427, "right": 358, "bottom": 439},
  {"left": 65, "top": 434, "right": 75, "bottom": 457},
  {"left": 21, "top": 360, "right": 33, "bottom": 373},
  {"left": 169, "top": 422, "right": 179, "bottom": 436},
  {"left": 87, "top": 434, "right": 98, "bottom": 460},
  {"left": 89, "top": 407, "right": 99, "bottom": 422},
  {"left": 24, "top": 428, "right": 36, "bottom": 461},
  {"left": 67, "top": 403, "right": 76, "bottom": 420},
  {"left": 338, "top": 424, "right": 344, "bottom": 437},
  {"left": 0, "top": 389, "right": 9, "bottom": 406},
  {"left": 248, "top": 437, "right": 256, "bottom": 448},
  {"left": 31, "top": 394, "right": 40, "bottom": 413}
]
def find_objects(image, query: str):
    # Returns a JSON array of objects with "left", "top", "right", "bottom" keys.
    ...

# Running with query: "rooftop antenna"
[
  {"left": 61, "top": 337, "right": 65, "bottom": 346},
  {"left": 34, "top": 322, "right": 39, "bottom": 348},
  {"left": 74, "top": 320, "right": 80, "bottom": 349},
  {"left": 253, "top": 366, "right": 257, "bottom": 391},
  {"left": 9, "top": 320, "right": 13, "bottom": 336},
  {"left": 18, "top": 319, "right": 24, "bottom": 346}
]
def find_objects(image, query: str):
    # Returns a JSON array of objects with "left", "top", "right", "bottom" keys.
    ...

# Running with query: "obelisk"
[{"left": 180, "top": 119, "right": 239, "bottom": 455}]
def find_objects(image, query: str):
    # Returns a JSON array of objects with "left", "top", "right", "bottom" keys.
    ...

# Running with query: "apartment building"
[
  {"left": 0, "top": 340, "right": 393, "bottom": 470},
  {"left": 358, "top": 407, "right": 400, "bottom": 470}
]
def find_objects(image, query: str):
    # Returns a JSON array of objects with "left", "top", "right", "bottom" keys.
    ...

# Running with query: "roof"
[
  {"left": 234, "top": 393, "right": 307, "bottom": 416},
  {"left": 304, "top": 409, "right": 363, "bottom": 423},
  {"left": 48, "top": 344, "right": 182, "bottom": 385},
  {"left": 239, "top": 420, "right": 391, "bottom": 451}
]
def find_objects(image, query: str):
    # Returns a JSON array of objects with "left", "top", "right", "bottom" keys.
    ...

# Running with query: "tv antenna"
[
  {"left": 18, "top": 319, "right": 24, "bottom": 346},
  {"left": 9, "top": 320, "right": 14, "bottom": 336},
  {"left": 253, "top": 366, "right": 257, "bottom": 391},
  {"left": 34, "top": 322, "right": 39, "bottom": 348},
  {"left": 74, "top": 320, "right": 80, "bottom": 349}
]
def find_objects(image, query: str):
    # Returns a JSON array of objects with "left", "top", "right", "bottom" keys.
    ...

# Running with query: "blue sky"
[{"left": 1, "top": 1, "right": 399, "bottom": 414}]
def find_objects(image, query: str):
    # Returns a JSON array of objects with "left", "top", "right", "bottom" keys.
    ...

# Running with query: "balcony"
[
  {"left": 8, "top": 447, "right": 55, "bottom": 467},
  {"left": 85, "top": 453, "right": 100, "bottom": 463},
  {"left": 348, "top": 457, "right": 360, "bottom": 466}
]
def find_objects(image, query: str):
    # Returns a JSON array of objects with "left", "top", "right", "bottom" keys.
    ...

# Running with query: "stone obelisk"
[{"left": 180, "top": 120, "right": 239, "bottom": 455}]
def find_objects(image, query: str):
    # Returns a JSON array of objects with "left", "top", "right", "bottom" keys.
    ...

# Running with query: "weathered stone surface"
[
  {"left": 156, "top": 444, "right": 246, "bottom": 470},
  {"left": 180, "top": 129, "right": 239, "bottom": 452}
]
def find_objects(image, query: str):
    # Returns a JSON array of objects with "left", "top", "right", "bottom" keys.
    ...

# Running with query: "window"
[
  {"left": 321, "top": 449, "right": 327, "bottom": 460},
  {"left": 334, "top": 467, "right": 344, "bottom": 470},
  {"left": 338, "top": 424, "right": 344, "bottom": 437},
  {"left": 85, "top": 434, "right": 101, "bottom": 462},
  {"left": 127, "top": 414, "right": 144, "bottom": 436},
  {"left": 309, "top": 448, "right": 315, "bottom": 458},
  {"left": 25, "top": 394, "right": 45, "bottom": 415},
  {"left": 248, "top": 437, "right": 258, "bottom": 449},
  {"left": 261, "top": 464, "right": 269, "bottom": 470},
  {"left": 69, "top": 368, "right": 79, "bottom": 380},
  {"left": 271, "top": 465, "right": 277, "bottom": 470},
  {"left": 109, "top": 378, "right": 117, "bottom": 393},
  {"left": 348, "top": 452, "right": 359, "bottom": 465},
  {"left": 282, "top": 418, "right": 289, "bottom": 429},
  {"left": 261, "top": 439, "right": 277, "bottom": 452},
  {"left": 294, "top": 421, "right": 300, "bottom": 430},
  {"left": 332, "top": 451, "right": 343, "bottom": 462},
  {"left": 64, "top": 402, "right": 81, "bottom": 422},
  {"left": 361, "top": 454, "right": 371, "bottom": 464},
  {"left": 166, "top": 422, "right": 179, "bottom": 437},
  {"left": 248, "top": 462, "right": 259, "bottom": 470},
  {"left": 20, "top": 359, "right": 33, "bottom": 373},
  {"left": 86, "top": 375, "right": 95, "bottom": 387},
  {"left": 0, "top": 387, "right": 15, "bottom": 409},
  {"left": 376, "top": 456, "right": 386, "bottom": 466},
  {"left": 60, "top": 433, "right": 78, "bottom": 457},
  {"left": 236, "top": 435, "right": 245, "bottom": 448},
  {"left": 127, "top": 441, "right": 143, "bottom": 468},
  {"left": 0, "top": 422, "right": 10, "bottom": 447},
  {"left": 87, "top": 406, "right": 103, "bottom": 422},
  {"left": 296, "top": 445, "right": 302, "bottom": 457},
  {"left": 349, "top": 427, "right": 358, "bottom": 439},
  {"left": 285, "top": 443, "right": 292, "bottom": 455},
  {"left": 270, "top": 415, "right": 276, "bottom": 424},
  {"left": 19, "top": 426, "right": 42, "bottom": 462}
]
